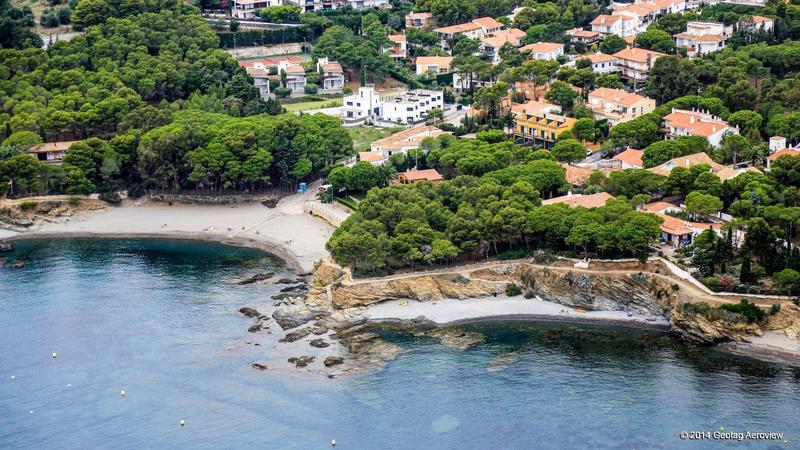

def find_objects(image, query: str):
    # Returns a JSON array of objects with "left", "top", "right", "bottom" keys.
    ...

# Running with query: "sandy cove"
[{"left": 0, "top": 189, "right": 334, "bottom": 274}]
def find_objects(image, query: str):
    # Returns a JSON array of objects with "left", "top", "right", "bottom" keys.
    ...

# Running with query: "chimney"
[
  {"left": 712, "top": 126, "right": 717, "bottom": 133},
  {"left": 690, "top": 116, "right": 695, "bottom": 124},
  {"left": 770, "top": 136, "right": 787, "bottom": 154}
]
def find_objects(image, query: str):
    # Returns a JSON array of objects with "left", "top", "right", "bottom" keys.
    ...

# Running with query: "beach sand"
[
  {"left": 1, "top": 189, "right": 335, "bottom": 273},
  {"left": 364, "top": 295, "right": 670, "bottom": 331}
]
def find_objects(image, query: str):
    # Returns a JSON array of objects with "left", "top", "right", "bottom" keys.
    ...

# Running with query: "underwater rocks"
[
  {"left": 239, "top": 307, "right": 261, "bottom": 318},
  {"left": 309, "top": 338, "right": 329, "bottom": 348},
  {"left": 324, "top": 356, "right": 344, "bottom": 367},
  {"left": 251, "top": 363, "right": 268, "bottom": 371},
  {"left": 0, "top": 242, "right": 12, "bottom": 252},
  {"left": 236, "top": 272, "right": 275, "bottom": 285},
  {"left": 288, "top": 356, "right": 315, "bottom": 367},
  {"left": 280, "top": 328, "right": 311, "bottom": 343}
]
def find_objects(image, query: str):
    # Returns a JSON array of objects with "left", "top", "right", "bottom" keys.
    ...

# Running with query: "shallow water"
[{"left": 1, "top": 239, "right": 799, "bottom": 449}]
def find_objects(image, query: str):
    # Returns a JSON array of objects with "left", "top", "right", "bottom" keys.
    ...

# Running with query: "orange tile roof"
[
  {"left": 642, "top": 201, "right": 680, "bottom": 213},
  {"left": 510, "top": 100, "right": 560, "bottom": 116},
  {"left": 399, "top": 168, "right": 443, "bottom": 182},
  {"left": 542, "top": 192, "right": 615, "bottom": 208},
  {"left": 652, "top": 212, "right": 720, "bottom": 236},
  {"left": 586, "top": 53, "right": 618, "bottom": 64},
  {"left": 663, "top": 110, "right": 733, "bottom": 137},
  {"left": 715, "top": 166, "right": 761, "bottom": 181},
  {"left": 617, "top": 3, "right": 659, "bottom": 15},
  {"left": 434, "top": 22, "right": 481, "bottom": 34},
  {"left": 371, "top": 125, "right": 449, "bottom": 151},
  {"left": 472, "top": 17, "right": 504, "bottom": 29},
  {"left": 612, "top": 148, "right": 643, "bottom": 167},
  {"left": 322, "top": 61, "right": 343, "bottom": 72},
  {"left": 570, "top": 29, "right": 600, "bottom": 38},
  {"left": 416, "top": 56, "right": 454, "bottom": 67},
  {"left": 750, "top": 15, "right": 773, "bottom": 23},
  {"left": 591, "top": 14, "right": 623, "bottom": 26},
  {"left": 520, "top": 42, "right": 564, "bottom": 53},
  {"left": 563, "top": 164, "right": 592, "bottom": 186},
  {"left": 406, "top": 12, "right": 433, "bottom": 19},
  {"left": 284, "top": 65, "right": 305, "bottom": 74},
  {"left": 768, "top": 148, "right": 800, "bottom": 161},
  {"left": 648, "top": 152, "right": 723, "bottom": 177},
  {"left": 589, "top": 87, "right": 652, "bottom": 107},
  {"left": 482, "top": 28, "right": 526, "bottom": 48},
  {"left": 613, "top": 47, "right": 665, "bottom": 63},
  {"left": 358, "top": 151, "right": 385, "bottom": 163},
  {"left": 389, "top": 34, "right": 407, "bottom": 42},
  {"left": 674, "top": 33, "right": 726, "bottom": 43}
]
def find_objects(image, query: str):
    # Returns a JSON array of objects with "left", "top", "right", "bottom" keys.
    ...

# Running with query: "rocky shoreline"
[{"left": 251, "top": 257, "right": 800, "bottom": 376}]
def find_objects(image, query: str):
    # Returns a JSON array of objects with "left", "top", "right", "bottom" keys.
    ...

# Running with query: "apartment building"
[
  {"left": 481, "top": 28, "right": 526, "bottom": 64},
  {"left": 612, "top": 48, "right": 665, "bottom": 82},
  {"left": 587, "top": 88, "right": 656, "bottom": 126},
  {"left": 415, "top": 56, "right": 454, "bottom": 75},
  {"left": 512, "top": 100, "right": 576, "bottom": 148},
  {"left": 232, "top": 0, "right": 281, "bottom": 19},
  {"left": 520, "top": 42, "right": 565, "bottom": 61},
  {"left": 674, "top": 21, "right": 727, "bottom": 56},
  {"left": 386, "top": 34, "right": 408, "bottom": 59},
  {"left": 590, "top": 14, "right": 638, "bottom": 37},
  {"left": 405, "top": 11, "right": 434, "bottom": 28},
  {"left": 583, "top": 53, "right": 619, "bottom": 74},
  {"left": 381, "top": 90, "right": 445, "bottom": 124},
  {"left": 434, "top": 16, "right": 503, "bottom": 49},
  {"left": 662, "top": 108, "right": 739, "bottom": 147},
  {"left": 566, "top": 28, "right": 601, "bottom": 45}
]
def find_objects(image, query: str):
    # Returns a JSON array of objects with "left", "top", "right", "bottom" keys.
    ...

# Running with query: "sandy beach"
[
  {"left": 0, "top": 189, "right": 336, "bottom": 274},
  {"left": 363, "top": 295, "right": 671, "bottom": 331}
]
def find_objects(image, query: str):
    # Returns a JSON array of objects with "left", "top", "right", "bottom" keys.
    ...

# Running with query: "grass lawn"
[
  {"left": 348, "top": 125, "right": 404, "bottom": 153},
  {"left": 282, "top": 98, "right": 343, "bottom": 112}
]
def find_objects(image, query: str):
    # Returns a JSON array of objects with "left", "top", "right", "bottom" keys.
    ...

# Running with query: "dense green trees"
[
  {"left": 0, "top": 0, "right": 42, "bottom": 49},
  {"left": 137, "top": 111, "right": 352, "bottom": 191},
  {"left": 328, "top": 174, "right": 663, "bottom": 272}
]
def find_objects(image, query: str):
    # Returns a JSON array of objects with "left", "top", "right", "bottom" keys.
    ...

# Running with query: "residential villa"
[
  {"left": 747, "top": 15, "right": 774, "bottom": 32},
  {"left": 232, "top": 0, "right": 279, "bottom": 19},
  {"left": 397, "top": 168, "right": 443, "bottom": 184},
  {"left": 612, "top": 48, "right": 665, "bottom": 82},
  {"left": 512, "top": 100, "right": 576, "bottom": 148},
  {"left": 386, "top": 34, "right": 408, "bottom": 59},
  {"left": 381, "top": 90, "right": 444, "bottom": 125},
  {"left": 563, "top": 164, "right": 593, "bottom": 186},
  {"left": 662, "top": 109, "right": 738, "bottom": 147},
  {"left": 583, "top": 53, "right": 619, "bottom": 74},
  {"left": 239, "top": 63, "right": 272, "bottom": 99},
  {"left": 587, "top": 88, "right": 656, "bottom": 126},
  {"left": 481, "top": 28, "right": 526, "bottom": 64},
  {"left": 342, "top": 85, "right": 382, "bottom": 121},
  {"left": 604, "top": 147, "right": 644, "bottom": 169},
  {"left": 370, "top": 125, "right": 449, "bottom": 158},
  {"left": 406, "top": 11, "right": 434, "bottom": 29},
  {"left": 590, "top": 14, "right": 638, "bottom": 38},
  {"left": 433, "top": 17, "right": 504, "bottom": 49},
  {"left": 281, "top": 64, "right": 307, "bottom": 93},
  {"left": 520, "top": 42, "right": 565, "bottom": 61},
  {"left": 28, "top": 141, "right": 78, "bottom": 164},
  {"left": 415, "top": 56, "right": 454, "bottom": 75},
  {"left": 766, "top": 136, "right": 800, "bottom": 170},
  {"left": 316, "top": 58, "right": 345, "bottom": 92},
  {"left": 674, "top": 21, "right": 727, "bottom": 56},
  {"left": 652, "top": 211, "right": 720, "bottom": 247},
  {"left": 357, "top": 151, "right": 386, "bottom": 165},
  {"left": 647, "top": 152, "right": 723, "bottom": 177},
  {"left": 567, "top": 28, "right": 601, "bottom": 45},
  {"left": 542, "top": 192, "right": 615, "bottom": 208}
]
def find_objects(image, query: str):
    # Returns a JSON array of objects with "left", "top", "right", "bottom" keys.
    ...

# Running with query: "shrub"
[
  {"left": 304, "top": 83, "right": 318, "bottom": 94},
  {"left": 498, "top": 248, "right": 528, "bottom": 260},
  {"left": 721, "top": 300, "right": 765, "bottom": 323},
  {"left": 19, "top": 201, "right": 38, "bottom": 211},
  {"left": 770, "top": 303, "right": 781, "bottom": 315},
  {"left": 99, "top": 191, "right": 121, "bottom": 204},
  {"left": 68, "top": 197, "right": 81, "bottom": 206},
  {"left": 451, "top": 275, "right": 470, "bottom": 284},
  {"left": 703, "top": 277, "right": 721, "bottom": 292},
  {"left": 532, "top": 250, "right": 556, "bottom": 264},
  {"left": 505, "top": 283, "right": 522, "bottom": 296},
  {"left": 671, "top": 284, "right": 680, "bottom": 292},
  {"left": 343, "top": 86, "right": 353, "bottom": 95},
  {"left": 274, "top": 87, "right": 292, "bottom": 98}
]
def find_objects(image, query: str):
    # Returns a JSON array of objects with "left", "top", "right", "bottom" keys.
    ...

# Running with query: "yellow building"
[{"left": 512, "top": 101, "right": 576, "bottom": 148}]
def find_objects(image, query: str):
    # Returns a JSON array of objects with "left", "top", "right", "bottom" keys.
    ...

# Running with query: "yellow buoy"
[
  {"left": 120, "top": 390, "right": 126, "bottom": 397},
  {"left": 180, "top": 419, "right": 185, "bottom": 427},
  {"left": 51, "top": 353, "right": 57, "bottom": 359}
]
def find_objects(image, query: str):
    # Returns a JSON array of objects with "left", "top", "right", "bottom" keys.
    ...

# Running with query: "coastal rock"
[
  {"left": 311, "top": 261, "right": 344, "bottom": 287},
  {"left": 0, "top": 242, "right": 12, "bottom": 252},
  {"left": 271, "top": 292, "right": 307, "bottom": 301},
  {"left": 251, "top": 363, "right": 268, "bottom": 371},
  {"left": 486, "top": 352, "right": 519, "bottom": 372},
  {"left": 280, "top": 284, "right": 309, "bottom": 293},
  {"left": 425, "top": 328, "right": 485, "bottom": 351},
  {"left": 276, "top": 278, "right": 297, "bottom": 284},
  {"left": 248, "top": 324, "right": 263, "bottom": 333},
  {"left": 261, "top": 198, "right": 279, "bottom": 208},
  {"left": 281, "top": 328, "right": 311, "bottom": 343},
  {"left": 9, "top": 259, "right": 26, "bottom": 268},
  {"left": 331, "top": 274, "right": 502, "bottom": 308},
  {"left": 309, "top": 338, "right": 329, "bottom": 348},
  {"left": 324, "top": 356, "right": 344, "bottom": 367},
  {"left": 239, "top": 307, "right": 261, "bottom": 318},
  {"left": 237, "top": 272, "right": 275, "bottom": 285},
  {"left": 288, "top": 356, "right": 315, "bottom": 367},
  {"left": 311, "top": 325, "right": 328, "bottom": 335},
  {"left": 272, "top": 302, "right": 328, "bottom": 329},
  {"left": 0, "top": 257, "right": 6, "bottom": 267}
]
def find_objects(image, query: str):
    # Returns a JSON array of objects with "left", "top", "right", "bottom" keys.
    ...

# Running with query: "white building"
[
  {"left": 281, "top": 63, "right": 307, "bottom": 93},
  {"left": 385, "top": 34, "right": 407, "bottom": 59},
  {"left": 232, "top": 0, "right": 282, "bottom": 20},
  {"left": 381, "top": 90, "right": 444, "bottom": 125},
  {"left": 674, "top": 21, "right": 727, "bottom": 56},
  {"left": 591, "top": 14, "right": 638, "bottom": 38},
  {"left": 520, "top": 42, "right": 564, "bottom": 61},
  {"left": 662, "top": 109, "right": 739, "bottom": 148},
  {"left": 433, "top": 17, "right": 504, "bottom": 50},
  {"left": 316, "top": 58, "right": 345, "bottom": 92},
  {"left": 342, "top": 86, "right": 444, "bottom": 125},
  {"left": 613, "top": 48, "right": 665, "bottom": 82},
  {"left": 583, "top": 53, "right": 619, "bottom": 74}
]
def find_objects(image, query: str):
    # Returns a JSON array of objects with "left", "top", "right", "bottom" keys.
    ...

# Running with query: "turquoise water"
[{"left": 1, "top": 239, "right": 799, "bottom": 449}]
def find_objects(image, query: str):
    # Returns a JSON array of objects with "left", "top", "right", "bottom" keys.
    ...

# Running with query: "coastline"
[{"left": 0, "top": 189, "right": 335, "bottom": 274}]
